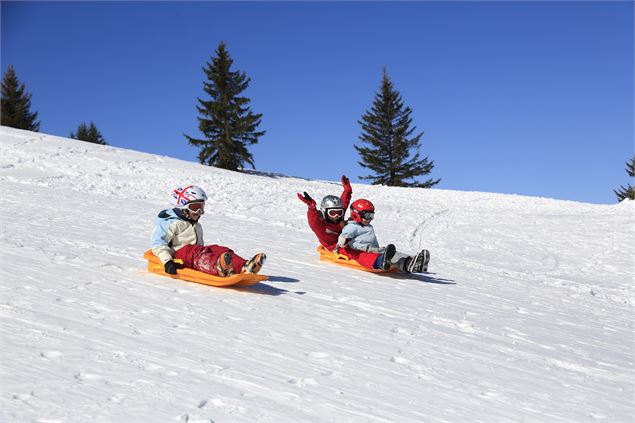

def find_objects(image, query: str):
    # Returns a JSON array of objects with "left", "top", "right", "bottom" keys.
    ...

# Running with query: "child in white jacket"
[{"left": 151, "top": 185, "right": 266, "bottom": 277}]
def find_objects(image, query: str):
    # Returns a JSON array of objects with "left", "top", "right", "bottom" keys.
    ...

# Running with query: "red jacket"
[{"left": 307, "top": 187, "right": 352, "bottom": 251}]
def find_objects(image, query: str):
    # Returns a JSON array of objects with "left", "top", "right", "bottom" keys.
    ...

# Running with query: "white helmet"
[{"left": 171, "top": 185, "right": 208, "bottom": 208}]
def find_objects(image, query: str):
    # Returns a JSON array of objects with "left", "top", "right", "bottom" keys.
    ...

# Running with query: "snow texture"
[{"left": 1, "top": 126, "right": 633, "bottom": 422}]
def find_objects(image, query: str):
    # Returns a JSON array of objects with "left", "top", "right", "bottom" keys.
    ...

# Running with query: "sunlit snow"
[{"left": 1, "top": 126, "right": 633, "bottom": 422}]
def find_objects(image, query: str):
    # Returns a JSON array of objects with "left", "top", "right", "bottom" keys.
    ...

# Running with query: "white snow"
[{"left": 1, "top": 126, "right": 633, "bottom": 423}]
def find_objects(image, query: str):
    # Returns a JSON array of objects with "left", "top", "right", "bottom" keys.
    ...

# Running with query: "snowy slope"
[{"left": 1, "top": 126, "right": 633, "bottom": 423}]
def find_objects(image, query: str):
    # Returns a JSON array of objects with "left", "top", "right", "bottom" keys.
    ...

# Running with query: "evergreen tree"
[
  {"left": 185, "top": 42, "right": 264, "bottom": 171},
  {"left": 355, "top": 68, "right": 439, "bottom": 188},
  {"left": 70, "top": 121, "right": 107, "bottom": 145},
  {"left": 614, "top": 155, "right": 634, "bottom": 201},
  {"left": 1, "top": 65, "right": 40, "bottom": 131}
]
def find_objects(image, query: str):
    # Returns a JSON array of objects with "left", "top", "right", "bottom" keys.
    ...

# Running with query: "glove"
[
  {"left": 164, "top": 260, "right": 178, "bottom": 275},
  {"left": 365, "top": 246, "right": 384, "bottom": 253},
  {"left": 297, "top": 192, "right": 316, "bottom": 207},
  {"left": 341, "top": 175, "right": 351, "bottom": 191}
]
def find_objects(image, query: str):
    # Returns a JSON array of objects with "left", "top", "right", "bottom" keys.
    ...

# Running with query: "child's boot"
[
  {"left": 215, "top": 251, "right": 234, "bottom": 277},
  {"left": 398, "top": 257, "right": 412, "bottom": 273},
  {"left": 379, "top": 244, "right": 396, "bottom": 270},
  {"left": 420, "top": 249, "right": 430, "bottom": 272},
  {"left": 242, "top": 253, "right": 267, "bottom": 274},
  {"left": 408, "top": 249, "right": 430, "bottom": 273}
]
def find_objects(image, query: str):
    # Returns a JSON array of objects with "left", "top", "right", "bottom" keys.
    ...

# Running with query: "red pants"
[
  {"left": 338, "top": 247, "right": 381, "bottom": 269},
  {"left": 175, "top": 244, "right": 247, "bottom": 276}
]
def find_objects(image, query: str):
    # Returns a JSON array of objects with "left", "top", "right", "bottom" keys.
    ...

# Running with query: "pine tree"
[
  {"left": 1, "top": 65, "right": 40, "bottom": 131},
  {"left": 614, "top": 155, "right": 635, "bottom": 201},
  {"left": 70, "top": 121, "right": 107, "bottom": 145},
  {"left": 185, "top": 42, "right": 265, "bottom": 171},
  {"left": 355, "top": 68, "right": 439, "bottom": 188}
]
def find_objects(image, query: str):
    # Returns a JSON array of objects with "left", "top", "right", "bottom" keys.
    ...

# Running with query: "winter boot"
[
  {"left": 407, "top": 249, "right": 430, "bottom": 273},
  {"left": 215, "top": 251, "right": 234, "bottom": 277},
  {"left": 242, "top": 253, "right": 267, "bottom": 274},
  {"left": 399, "top": 257, "right": 413, "bottom": 273},
  {"left": 420, "top": 249, "right": 430, "bottom": 272},
  {"left": 379, "top": 244, "right": 396, "bottom": 271}
]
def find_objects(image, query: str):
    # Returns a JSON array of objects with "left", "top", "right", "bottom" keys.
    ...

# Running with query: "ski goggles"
[
  {"left": 360, "top": 211, "right": 375, "bottom": 221},
  {"left": 185, "top": 201, "right": 205, "bottom": 215},
  {"left": 326, "top": 208, "right": 344, "bottom": 219}
]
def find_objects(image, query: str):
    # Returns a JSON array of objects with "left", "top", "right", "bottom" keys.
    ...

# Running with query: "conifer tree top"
[
  {"left": 185, "top": 41, "right": 264, "bottom": 171},
  {"left": 355, "top": 68, "right": 439, "bottom": 188},
  {"left": 1, "top": 65, "right": 40, "bottom": 132}
]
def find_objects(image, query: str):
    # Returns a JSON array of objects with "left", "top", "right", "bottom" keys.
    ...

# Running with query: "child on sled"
[
  {"left": 297, "top": 175, "right": 352, "bottom": 248},
  {"left": 336, "top": 199, "right": 430, "bottom": 273},
  {"left": 151, "top": 185, "right": 266, "bottom": 277},
  {"left": 297, "top": 176, "right": 396, "bottom": 270}
]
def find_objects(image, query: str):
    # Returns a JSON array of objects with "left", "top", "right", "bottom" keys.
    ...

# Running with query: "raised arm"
[
  {"left": 298, "top": 191, "right": 326, "bottom": 235},
  {"left": 340, "top": 175, "right": 352, "bottom": 210}
]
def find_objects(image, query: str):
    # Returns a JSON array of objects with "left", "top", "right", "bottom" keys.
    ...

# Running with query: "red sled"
[
  {"left": 144, "top": 250, "right": 267, "bottom": 287},
  {"left": 316, "top": 245, "right": 397, "bottom": 273}
]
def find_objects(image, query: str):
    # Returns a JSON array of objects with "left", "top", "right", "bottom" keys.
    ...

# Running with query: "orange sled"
[
  {"left": 144, "top": 250, "right": 267, "bottom": 287},
  {"left": 316, "top": 245, "right": 397, "bottom": 273}
]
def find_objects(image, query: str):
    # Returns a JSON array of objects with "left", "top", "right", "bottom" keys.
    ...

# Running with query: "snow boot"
[
  {"left": 407, "top": 249, "right": 430, "bottom": 273},
  {"left": 242, "top": 253, "right": 267, "bottom": 274},
  {"left": 398, "top": 257, "right": 412, "bottom": 273},
  {"left": 379, "top": 244, "right": 396, "bottom": 271},
  {"left": 419, "top": 249, "right": 431, "bottom": 272},
  {"left": 215, "top": 251, "right": 234, "bottom": 277}
]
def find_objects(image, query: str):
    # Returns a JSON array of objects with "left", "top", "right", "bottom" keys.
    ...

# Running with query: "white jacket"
[{"left": 151, "top": 208, "right": 204, "bottom": 264}]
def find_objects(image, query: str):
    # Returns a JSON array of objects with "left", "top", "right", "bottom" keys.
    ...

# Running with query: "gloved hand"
[
  {"left": 365, "top": 246, "right": 384, "bottom": 253},
  {"left": 164, "top": 260, "right": 178, "bottom": 275},
  {"left": 297, "top": 192, "right": 316, "bottom": 207},
  {"left": 341, "top": 175, "right": 351, "bottom": 191}
]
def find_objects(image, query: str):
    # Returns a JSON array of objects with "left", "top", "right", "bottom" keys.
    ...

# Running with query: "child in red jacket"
[{"left": 297, "top": 175, "right": 352, "bottom": 250}]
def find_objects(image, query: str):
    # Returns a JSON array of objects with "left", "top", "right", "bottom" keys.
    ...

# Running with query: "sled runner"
[
  {"left": 316, "top": 245, "right": 397, "bottom": 273},
  {"left": 144, "top": 250, "right": 267, "bottom": 287}
]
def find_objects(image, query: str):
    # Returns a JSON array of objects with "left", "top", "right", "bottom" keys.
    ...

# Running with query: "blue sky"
[{"left": 2, "top": 1, "right": 633, "bottom": 204}]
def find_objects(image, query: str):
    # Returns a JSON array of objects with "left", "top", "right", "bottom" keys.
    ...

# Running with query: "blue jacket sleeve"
[{"left": 151, "top": 216, "right": 176, "bottom": 263}]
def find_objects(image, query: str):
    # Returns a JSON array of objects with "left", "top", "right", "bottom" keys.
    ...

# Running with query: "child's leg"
[
  {"left": 339, "top": 247, "right": 381, "bottom": 269},
  {"left": 376, "top": 244, "right": 396, "bottom": 270},
  {"left": 392, "top": 251, "right": 412, "bottom": 272},
  {"left": 192, "top": 245, "right": 226, "bottom": 275},
  {"left": 227, "top": 251, "right": 247, "bottom": 275},
  {"left": 174, "top": 244, "right": 205, "bottom": 269},
  {"left": 183, "top": 245, "right": 238, "bottom": 276}
]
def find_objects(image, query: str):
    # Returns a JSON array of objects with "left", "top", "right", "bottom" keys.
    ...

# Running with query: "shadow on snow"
[{"left": 381, "top": 271, "right": 456, "bottom": 285}]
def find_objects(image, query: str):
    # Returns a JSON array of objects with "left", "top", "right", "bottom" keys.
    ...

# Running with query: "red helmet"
[{"left": 350, "top": 199, "right": 375, "bottom": 223}]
